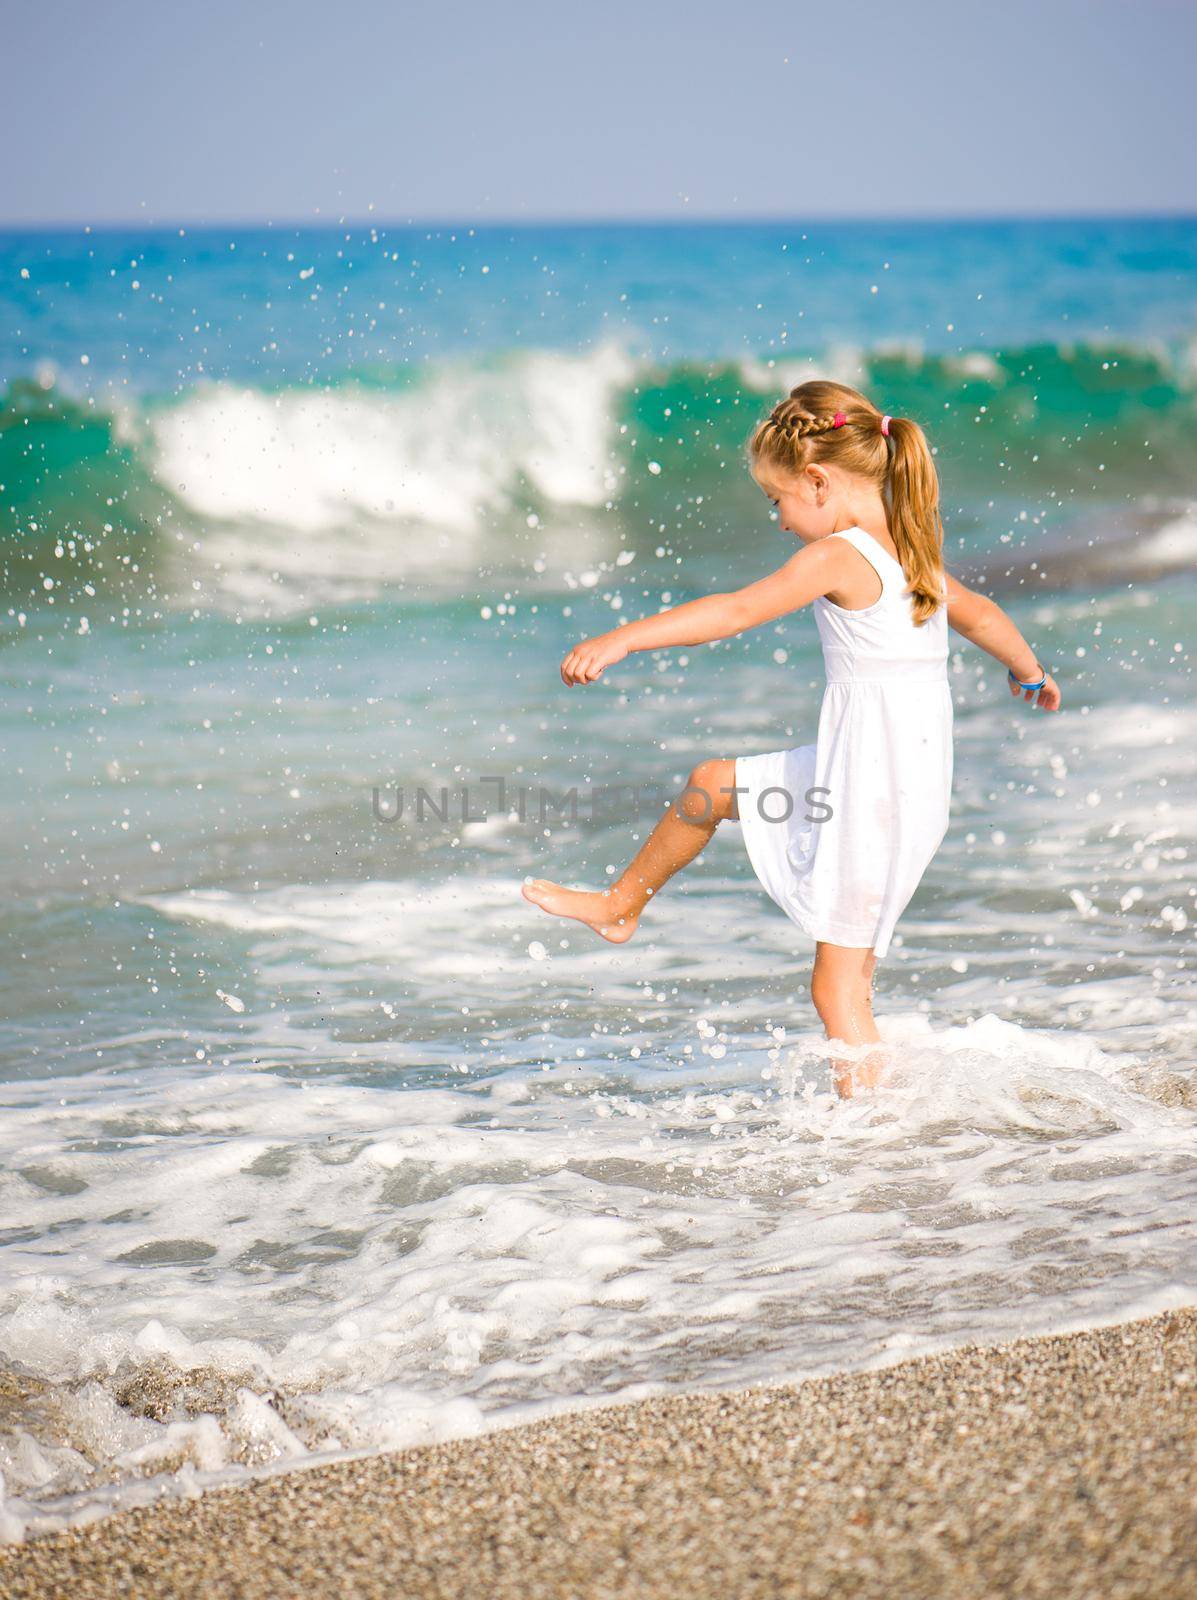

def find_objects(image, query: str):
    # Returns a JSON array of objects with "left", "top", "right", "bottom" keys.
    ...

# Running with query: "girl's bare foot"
[
  {"left": 521, "top": 878, "right": 640, "bottom": 944},
  {"left": 833, "top": 1046, "right": 895, "bottom": 1098}
]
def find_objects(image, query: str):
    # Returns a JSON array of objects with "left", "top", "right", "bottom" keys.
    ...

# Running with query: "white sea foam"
[
  {"left": 136, "top": 878, "right": 679, "bottom": 989},
  {"left": 736, "top": 344, "right": 871, "bottom": 394},
  {"left": 143, "top": 344, "right": 635, "bottom": 610},
  {"left": 943, "top": 349, "right": 1005, "bottom": 382},
  {"left": 2, "top": 1009, "right": 1195, "bottom": 1542},
  {"left": 1125, "top": 507, "right": 1197, "bottom": 569},
  {"left": 131, "top": 870, "right": 784, "bottom": 992},
  {"left": 151, "top": 345, "right": 633, "bottom": 534}
]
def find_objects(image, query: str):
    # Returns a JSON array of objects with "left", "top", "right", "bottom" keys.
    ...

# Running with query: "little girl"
[{"left": 523, "top": 380, "right": 1061, "bottom": 1097}]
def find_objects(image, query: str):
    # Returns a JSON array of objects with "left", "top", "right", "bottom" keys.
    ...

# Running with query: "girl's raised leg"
[
  {"left": 522, "top": 757, "right": 738, "bottom": 943},
  {"left": 810, "top": 941, "right": 892, "bottom": 1098}
]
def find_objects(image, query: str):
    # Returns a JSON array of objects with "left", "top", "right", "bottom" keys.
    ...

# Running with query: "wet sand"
[{"left": 4, "top": 1305, "right": 1195, "bottom": 1599}]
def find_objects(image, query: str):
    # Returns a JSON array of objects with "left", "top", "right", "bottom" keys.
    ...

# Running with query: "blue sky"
[{"left": 4, "top": 0, "right": 1194, "bottom": 224}]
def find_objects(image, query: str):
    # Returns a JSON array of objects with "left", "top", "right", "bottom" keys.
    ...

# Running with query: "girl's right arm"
[
  {"left": 559, "top": 540, "right": 852, "bottom": 686},
  {"left": 945, "top": 574, "right": 1061, "bottom": 711}
]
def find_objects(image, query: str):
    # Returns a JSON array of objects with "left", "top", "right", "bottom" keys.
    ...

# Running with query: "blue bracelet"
[{"left": 1008, "top": 665, "right": 1047, "bottom": 692}]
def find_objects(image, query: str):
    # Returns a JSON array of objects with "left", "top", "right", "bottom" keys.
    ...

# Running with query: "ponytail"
[{"left": 885, "top": 416, "right": 945, "bottom": 625}]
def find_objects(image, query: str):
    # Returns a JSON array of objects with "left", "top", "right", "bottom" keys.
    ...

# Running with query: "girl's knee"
[{"left": 681, "top": 758, "right": 737, "bottom": 823}]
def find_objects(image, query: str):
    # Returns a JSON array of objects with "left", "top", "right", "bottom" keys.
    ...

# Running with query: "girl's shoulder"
[{"left": 828, "top": 524, "right": 904, "bottom": 571}]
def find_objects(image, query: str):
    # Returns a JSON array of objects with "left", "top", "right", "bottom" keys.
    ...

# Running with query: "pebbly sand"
[{"left": 3, "top": 1306, "right": 1195, "bottom": 1600}]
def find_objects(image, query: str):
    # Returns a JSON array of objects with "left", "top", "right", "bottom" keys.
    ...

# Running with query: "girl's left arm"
[
  {"left": 559, "top": 541, "right": 846, "bottom": 686},
  {"left": 945, "top": 573, "right": 1062, "bottom": 711}
]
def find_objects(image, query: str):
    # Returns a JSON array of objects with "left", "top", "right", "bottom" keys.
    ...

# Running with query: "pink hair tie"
[
  {"left": 880, "top": 415, "right": 892, "bottom": 437},
  {"left": 832, "top": 411, "right": 846, "bottom": 428}
]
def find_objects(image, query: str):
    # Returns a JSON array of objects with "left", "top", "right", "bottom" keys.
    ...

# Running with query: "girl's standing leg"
[
  {"left": 810, "top": 942, "right": 891, "bottom": 1098},
  {"left": 522, "top": 758, "right": 739, "bottom": 942}
]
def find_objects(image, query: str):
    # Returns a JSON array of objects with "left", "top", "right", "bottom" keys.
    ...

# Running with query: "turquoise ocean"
[{"left": 1, "top": 217, "right": 1195, "bottom": 1537}]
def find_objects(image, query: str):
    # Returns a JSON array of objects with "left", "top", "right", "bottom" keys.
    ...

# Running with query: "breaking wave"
[{"left": 4, "top": 333, "right": 1197, "bottom": 613}]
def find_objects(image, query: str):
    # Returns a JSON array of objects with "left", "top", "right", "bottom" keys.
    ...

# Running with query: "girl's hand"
[
  {"left": 561, "top": 632, "right": 628, "bottom": 686},
  {"left": 1008, "top": 669, "right": 1062, "bottom": 711}
]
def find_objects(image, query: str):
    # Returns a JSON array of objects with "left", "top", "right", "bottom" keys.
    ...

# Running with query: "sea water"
[{"left": 1, "top": 217, "right": 1195, "bottom": 1539}]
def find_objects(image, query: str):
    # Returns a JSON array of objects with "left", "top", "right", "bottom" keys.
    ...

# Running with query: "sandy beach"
[{"left": 4, "top": 1304, "right": 1195, "bottom": 1599}]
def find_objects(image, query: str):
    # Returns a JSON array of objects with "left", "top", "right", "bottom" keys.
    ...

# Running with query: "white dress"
[{"left": 734, "top": 525, "right": 953, "bottom": 958}]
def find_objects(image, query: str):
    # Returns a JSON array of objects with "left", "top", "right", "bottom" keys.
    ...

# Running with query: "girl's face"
[{"left": 750, "top": 461, "right": 833, "bottom": 544}]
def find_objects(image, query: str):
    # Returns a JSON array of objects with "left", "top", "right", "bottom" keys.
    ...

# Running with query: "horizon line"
[{"left": 1, "top": 206, "right": 1195, "bottom": 235}]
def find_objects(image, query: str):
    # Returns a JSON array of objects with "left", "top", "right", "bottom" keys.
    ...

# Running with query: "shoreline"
[{"left": 4, "top": 1305, "right": 1196, "bottom": 1599}]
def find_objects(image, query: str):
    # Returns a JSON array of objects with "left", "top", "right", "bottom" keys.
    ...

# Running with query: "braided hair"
[{"left": 749, "top": 381, "right": 945, "bottom": 625}]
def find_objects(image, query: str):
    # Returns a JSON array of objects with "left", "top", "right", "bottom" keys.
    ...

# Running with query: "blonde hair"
[{"left": 747, "top": 380, "right": 945, "bottom": 625}]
